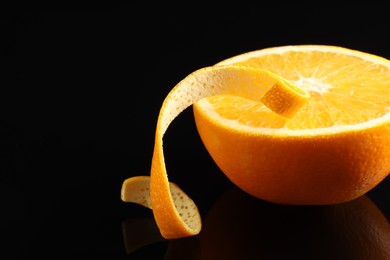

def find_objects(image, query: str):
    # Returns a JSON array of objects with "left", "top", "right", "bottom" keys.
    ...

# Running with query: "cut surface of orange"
[
  {"left": 122, "top": 45, "right": 390, "bottom": 239},
  {"left": 215, "top": 45, "right": 390, "bottom": 130}
]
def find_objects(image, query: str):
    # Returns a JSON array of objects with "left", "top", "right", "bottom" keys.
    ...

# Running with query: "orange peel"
[
  {"left": 121, "top": 65, "right": 309, "bottom": 239},
  {"left": 260, "top": 78, "right": 311, "bottom": 118}
]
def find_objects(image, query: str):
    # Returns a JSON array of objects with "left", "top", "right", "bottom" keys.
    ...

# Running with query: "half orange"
[{"left": 122, "top": 45, "right": 390, "bottom": 239}]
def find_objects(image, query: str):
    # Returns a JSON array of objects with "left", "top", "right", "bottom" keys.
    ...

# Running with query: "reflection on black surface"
[
  {"left": 123, "top": 187, "right": 390, "bottom": 259},
  {"left": 122, "top": 216, "right": 200, "bottom": 259},
  {"left": 122, "top": 217, "right": 166, "bottom": 254}
]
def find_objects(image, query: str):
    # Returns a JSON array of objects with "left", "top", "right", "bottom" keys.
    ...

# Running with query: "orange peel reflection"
[{"left": 122, "top": 187, "right": 390, "bottom": 259}]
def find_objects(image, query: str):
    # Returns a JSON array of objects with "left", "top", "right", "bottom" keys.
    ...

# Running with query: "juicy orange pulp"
[{"left": 215, "top": 47, "right": 390, "bottom": 129}]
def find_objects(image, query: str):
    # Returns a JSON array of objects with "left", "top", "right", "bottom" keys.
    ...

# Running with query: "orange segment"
[
  {"left": 204, "top": 95, "right": 288, "bottom": 128},
  {"left": 121, "top": 65, "right": 308, "bottom": 239}
]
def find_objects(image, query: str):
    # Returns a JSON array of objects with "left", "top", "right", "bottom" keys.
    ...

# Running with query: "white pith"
[{"left": 294, "top": 76, "right": 333, "bottom": 94}]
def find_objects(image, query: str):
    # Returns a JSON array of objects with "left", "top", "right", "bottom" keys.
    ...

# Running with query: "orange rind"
[{"left": 121, "top": 65, "right": 309, "bottom": 238}]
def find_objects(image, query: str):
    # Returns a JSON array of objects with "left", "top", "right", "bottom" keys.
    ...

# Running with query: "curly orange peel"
[{"left": 121, "top": 65, "right": 309, "bottom": 239}]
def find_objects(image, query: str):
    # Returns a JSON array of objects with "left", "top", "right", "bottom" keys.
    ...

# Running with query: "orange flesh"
[{"left": 214, "top": 51, "right": 390, "bottom": 129}]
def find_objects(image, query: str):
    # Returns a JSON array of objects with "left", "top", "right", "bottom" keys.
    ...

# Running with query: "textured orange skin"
[{"left": 193, "top": 103, "right": 390, "bottom": 205}]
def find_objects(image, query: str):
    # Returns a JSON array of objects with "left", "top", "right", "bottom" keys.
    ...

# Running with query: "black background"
[{"left": 2, "top": 4, "right": 390, "bottom": 259}]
